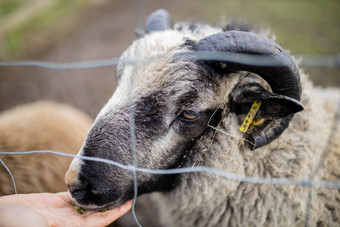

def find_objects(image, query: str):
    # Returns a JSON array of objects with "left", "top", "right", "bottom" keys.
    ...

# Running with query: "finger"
[
  {"left": 56, "top": 192, "right": 72, "bottom": 203},
  {"left": 84, "top": 200, "right": 132, "bottom": 227}
]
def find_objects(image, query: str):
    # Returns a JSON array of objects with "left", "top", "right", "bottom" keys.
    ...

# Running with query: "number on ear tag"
[{"left": 240, "top": 101, "right": 262, "bottom": 133}]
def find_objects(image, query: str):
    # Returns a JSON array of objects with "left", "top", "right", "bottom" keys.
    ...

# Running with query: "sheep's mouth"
[
  {"left": 71, "top": 200, "right": 120, "bottom": 212},
  {"left": 69, "top": 191, "right": 125, "bottom": 212}
]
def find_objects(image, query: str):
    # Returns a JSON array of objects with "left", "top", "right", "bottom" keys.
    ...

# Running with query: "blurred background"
[
  {"left": 0, "top": 0, "right": 339, "bottom": 118},
  {"left": 1, "top": 1, "right": 339, "bottom": 226}
]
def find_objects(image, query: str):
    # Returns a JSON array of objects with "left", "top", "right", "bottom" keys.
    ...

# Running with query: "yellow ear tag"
[
  {"left": 240, "top": 101, "right": 262, "bottom": 133},
  {"left": 249, "top": 118, "right": 266, "bottom": 131}
]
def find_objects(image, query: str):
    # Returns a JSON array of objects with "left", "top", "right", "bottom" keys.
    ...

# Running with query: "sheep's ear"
[{"left": 231, "top": 81, "right": 303, "bottom": 121}]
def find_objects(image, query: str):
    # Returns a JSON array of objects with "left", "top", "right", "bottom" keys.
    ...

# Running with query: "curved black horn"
[
  {"left": 145, "top": 9, "right": 171, "bottom": 34},
  {"left": 197, "top": 31, "right": 303, "bottom": 149}
]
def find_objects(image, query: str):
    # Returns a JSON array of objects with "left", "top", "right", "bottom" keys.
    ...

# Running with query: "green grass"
[
  {"left": 0, "top": 1, "right": 25, "bottom": 17},
  {"left": 0, "top": 0, "right": 90, "bottom": 59},
  {"left": 201, "top": 0, "right": 340, "bottom": 55}
]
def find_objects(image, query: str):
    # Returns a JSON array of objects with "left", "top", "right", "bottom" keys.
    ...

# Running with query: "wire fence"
[
  {"left": 0, "top": 99, "right": 339, "bottom": 226},
  {"left": 0, "top": 1, "right": 340, "bottom": 227},
  {"left": 0, "top": 53, "right": 339, "bottom": 70},
  {"left": 0, "top": 55, "right": 339, "bottom": 226}
]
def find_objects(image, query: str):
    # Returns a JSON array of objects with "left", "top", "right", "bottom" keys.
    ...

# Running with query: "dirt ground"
[
  {"left": 0, "top": 0, "right": 209, "bottom": 118},
  {"left": 1, "top": 0, "right": 132, "bottom": 117},
  {"left": 1, "top": 0, "right": 339, "bottom": 117},
  {"left": 0, "top": 1, "right": 338, "bottom": 226}
]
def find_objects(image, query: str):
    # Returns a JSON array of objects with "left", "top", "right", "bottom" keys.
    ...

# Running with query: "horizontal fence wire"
[
  {"left": 0, "top": 103, "right": 339, "bottom": 226},
  {"left": 0, "top": 54, "right": 340, "bottom": 70},
  {"left": 1, "top": 149, "right": 340, "bottom": 190}
]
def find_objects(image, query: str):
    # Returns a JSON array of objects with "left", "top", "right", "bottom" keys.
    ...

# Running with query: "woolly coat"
[
  {"left": 149, "top": 48, "right": 340, "bottom": 227},
  {"left": 108, "top": 21, "right": 340, "bottom": 226},
  {"left": 0, "top": 101, "right": 92, "bottom": 195}
]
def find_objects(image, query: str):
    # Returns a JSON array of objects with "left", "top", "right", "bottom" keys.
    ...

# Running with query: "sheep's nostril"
[
  {"left": 68, "top": 183, "right": 82, "bottom": 194},
  {"left": 67, "top": 179, "right": 89, "bottom": 196},
  {"left": 67, "top": 184, "right": 88, "bottom": 202},
  {"left": 71, "top": 188, "right": 87, "bottom": 200}
]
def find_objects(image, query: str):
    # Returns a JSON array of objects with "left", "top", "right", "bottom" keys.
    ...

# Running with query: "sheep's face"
[
  {"left": 65, "top": 27, "right": 303, "bottom": 210},
  {"left": 65, "top": 31, "right": 237, "bottom": 210}
]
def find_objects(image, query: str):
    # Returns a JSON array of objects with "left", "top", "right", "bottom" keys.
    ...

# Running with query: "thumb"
[{"left": 85, "top": 200, "right": 132, "bottom": 227}]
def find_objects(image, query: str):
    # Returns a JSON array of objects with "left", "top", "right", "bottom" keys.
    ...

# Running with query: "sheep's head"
[{"left": 65, "top": 9, "right": 303, "bottom": 211}]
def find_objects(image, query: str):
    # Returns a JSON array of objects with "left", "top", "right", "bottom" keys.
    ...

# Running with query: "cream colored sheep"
[
  {"left": 0, "top": 101, "right": 92, "bottom": 195},
  {"left": 64, "top": 9, "right": 340, "bottom": 226},
  {"left": 150, "top": 72, "right": 340, "bottom": 227}
]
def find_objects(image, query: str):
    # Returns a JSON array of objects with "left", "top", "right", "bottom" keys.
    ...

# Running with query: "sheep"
[
  {"left": 0, "top": 101, "right": 92, "bottom": 195},
  {"left": 65, "top": 9, "right": 340, "bottom": 226}
]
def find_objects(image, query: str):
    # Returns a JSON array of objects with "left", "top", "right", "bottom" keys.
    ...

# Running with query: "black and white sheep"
[
  {"left": 0, "top": 101, "right": 92, "bottom": 195},
  {"left": 65, "top": 9, "right": 340, "bottom": 226}
]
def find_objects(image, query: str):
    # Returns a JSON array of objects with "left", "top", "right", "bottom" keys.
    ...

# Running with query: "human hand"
[{"left": 0, "top": 192, "right": 132, "bottom": 227}]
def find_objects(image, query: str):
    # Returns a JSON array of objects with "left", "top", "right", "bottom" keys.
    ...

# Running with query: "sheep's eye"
[{"left": 179, "top": 110, "right": 201, "bottom": 122}]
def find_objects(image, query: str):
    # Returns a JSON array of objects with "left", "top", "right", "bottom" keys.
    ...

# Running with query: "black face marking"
[
  {"left": 67, "top": 36, "right": 227, "bottom": 211},
  {"left": 133, "top": 90, "right": 167, "bottom": 138}
]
